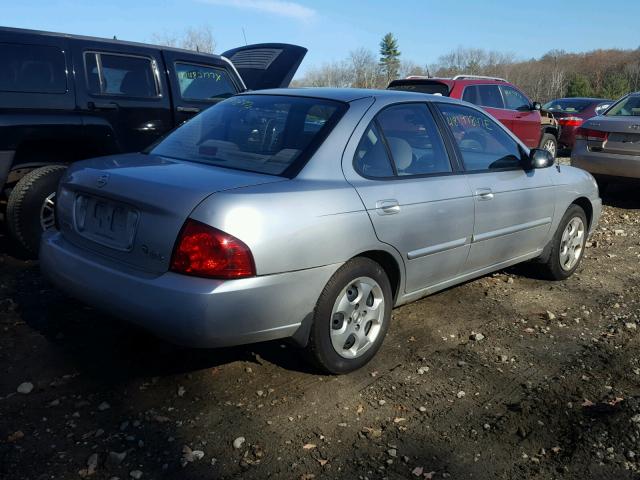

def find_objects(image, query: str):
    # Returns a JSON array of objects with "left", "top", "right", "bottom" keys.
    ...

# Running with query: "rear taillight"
[
  {"left": 575, "top": 127, "right": 608, "bottom": 142},
  {"left": 170, "top": 219, "right": 255, "bottom": 279},
  {"left": 558, "top": 116, "right": 583, "bottom": 127}
]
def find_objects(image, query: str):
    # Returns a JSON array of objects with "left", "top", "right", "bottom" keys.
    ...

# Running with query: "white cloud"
[{"left": 199, "top": 0, "right": 316, "bottom": 21}]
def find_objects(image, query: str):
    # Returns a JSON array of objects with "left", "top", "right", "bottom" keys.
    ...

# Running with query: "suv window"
[
  {"left": 437, "top": 103, "right": 522, "bottom": 171},
  {"left": 85, "top": 52, "right": 159, "bottom": 98},
  {"left": 150, "top": 95, "right": 346, "bottom": 176},
  {"left": 0, "top": 43, "right": 67, "bottom": 94},
  {"left": 501, "top": 86, "right": 530, "bottom": 110},
  {"left": 175, "top": 62, "right": 237, "bottom": 101},
  {"left": 463, "top": 85, "right": 504, "bottom": 109}
]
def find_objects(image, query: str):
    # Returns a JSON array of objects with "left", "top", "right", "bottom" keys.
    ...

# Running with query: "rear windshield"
[
  {"left": 542, "top": 99, "right": 592, "bottom": 113},
  {"left": 150, "top": 95, "right": 347, "bottom": 176},
  {"left": 605, "top": 95, "right": 640, "bottom": 117},
  {"left": 388, "top": 80, "right": 450, "bottom": 96}
]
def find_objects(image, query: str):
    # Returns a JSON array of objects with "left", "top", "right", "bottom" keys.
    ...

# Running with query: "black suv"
[{"left": 0, "top": 26, "right": 306, "bottom": 255}]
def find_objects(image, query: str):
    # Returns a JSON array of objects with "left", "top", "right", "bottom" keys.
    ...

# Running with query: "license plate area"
[
  {"left": 73, "top": 194, "right": 139, "bottom": 251},
  {"left": 606, "top": 132, "right": 640, "bottom": 154}
]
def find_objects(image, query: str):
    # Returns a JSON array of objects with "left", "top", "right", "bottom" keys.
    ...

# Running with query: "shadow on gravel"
[
  {"left": 601, "top": 183, "right": 640, "bottom": 210},
  {"left": 14, "top": 285, "right": 319, "bottom": 383}
]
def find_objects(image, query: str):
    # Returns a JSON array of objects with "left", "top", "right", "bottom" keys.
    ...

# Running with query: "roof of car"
[
  {"left": 243, "top": 87, "right": 453, "bottom": 103},
  {"left": 0, "top": 26, "right": 225, "bottom": 60}
]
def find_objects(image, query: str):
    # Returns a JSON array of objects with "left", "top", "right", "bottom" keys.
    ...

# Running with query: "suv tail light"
[
  {"left": 170, "top": 219, "right": 255, "bottom": 279},
  {"left": 558, "top": 116, "right": 583, "bottom": 127},
  {"left": 575, "top": 127, "right": 608, "bottom": 142}
]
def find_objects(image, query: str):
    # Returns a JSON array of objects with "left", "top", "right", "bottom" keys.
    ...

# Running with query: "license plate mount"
[{"left": 73, "top": 194, "right": 139, "bottom": 251}]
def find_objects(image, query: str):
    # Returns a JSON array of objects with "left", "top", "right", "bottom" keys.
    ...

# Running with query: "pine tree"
[
  {"left": 379, "top": 33, "right": 401, "bottom": 84},
  {"left": 566, "top": 74, "right": 592, "bottom": 97}
]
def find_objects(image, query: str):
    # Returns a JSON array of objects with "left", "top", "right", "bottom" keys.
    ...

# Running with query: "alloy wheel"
[
  {"left": 40, "top": 192, "right": 56, "bottom": 231},
  {"left": 559, "top": 217, "right": 585, "bottom": 271}
]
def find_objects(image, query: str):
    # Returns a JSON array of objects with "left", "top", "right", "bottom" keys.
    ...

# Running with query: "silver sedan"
[
  {"left": 41, "top": 89, "right": 602, "bottom": 373},
  {"left": 572, "top": 92, "right": 640, "bottom": 189}
]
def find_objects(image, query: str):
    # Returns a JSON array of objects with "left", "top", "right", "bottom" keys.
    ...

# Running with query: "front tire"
[
  {"left": 6, "top": 165, "right": 67, "bottom": 257},
  {"left": 306, "top": 257, "right": 393, "bottom": 374},
  {"left": 538, "top": 205, "right": 588, "bottom": 280}
]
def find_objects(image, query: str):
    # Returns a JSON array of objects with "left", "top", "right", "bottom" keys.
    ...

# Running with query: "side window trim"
[
  {"left": 434, "top": 101, "right": 526, "bottom": 174},
  {"left": 353, "top": 102, "right": 458, "bottom": 181},
  {"left": 83, "top": 50, "right": 163, "bottom": 98},
  {"left": 173, "top": 61, "right": 241, "bottom": 102}
]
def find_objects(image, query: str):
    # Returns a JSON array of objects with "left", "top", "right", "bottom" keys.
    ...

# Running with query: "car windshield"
[
  {"left": 150, "top": 95, "right": 347, "bottom": 176},
  {"left": 605, "top": 95, "right": 640, "bottom": 117},
  {"left": 542, "top": 99, "right": 592, "bottom": 113}
]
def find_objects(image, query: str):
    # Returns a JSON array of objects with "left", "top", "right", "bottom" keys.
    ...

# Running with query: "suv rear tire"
[
  {"left": 540, "top": 133, "right": 557, "bottom": 159},
  {"left": 7, "top": 165, "right": 67, "bottom": 257}
]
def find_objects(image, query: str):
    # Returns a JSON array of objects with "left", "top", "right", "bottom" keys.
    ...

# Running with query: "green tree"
[
  {"left": 566, "top": 74, "right": 592, "bottom": 97},
  {"left": 379, "top": 33, "right": 401, "bottom": 84},
  {"left": 600, "top": 73, "right": 630, "bottom": 100}
]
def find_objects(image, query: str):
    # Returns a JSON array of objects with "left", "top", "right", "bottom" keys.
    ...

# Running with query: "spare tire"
[{"left": 6, "top": 165, "right": 67, "bottom": 257}]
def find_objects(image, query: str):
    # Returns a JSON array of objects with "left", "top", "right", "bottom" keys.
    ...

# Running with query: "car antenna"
[
  {"left": 242, "top": 27, "right": 248, "bottom": 46},
  {"left": 113, "top": 35, "right": 117, "bottom": 40}
]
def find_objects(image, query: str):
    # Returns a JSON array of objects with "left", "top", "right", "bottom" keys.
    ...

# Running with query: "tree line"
[{"left": 292, "top": 34, "right": 640, "bottom": 103}]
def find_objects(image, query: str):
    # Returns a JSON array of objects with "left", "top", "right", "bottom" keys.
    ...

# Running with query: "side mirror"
[
  {"left": 524, "top": 148, "right": 554, "bottom": 170},
  {"left": 532, "top": 102, "right": 542, "bottom": 111}
]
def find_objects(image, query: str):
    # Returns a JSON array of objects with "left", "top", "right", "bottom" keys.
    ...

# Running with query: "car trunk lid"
[
  {"left": 584, "top": 117, "right": 640, "bottom": 156},
  {"left": 56, "top": 153, "right": 286, "bottom": 274}
]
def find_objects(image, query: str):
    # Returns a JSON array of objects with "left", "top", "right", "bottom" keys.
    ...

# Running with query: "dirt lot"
[{"left": 1, "top": 176, "right": 639, "bottom": 480}]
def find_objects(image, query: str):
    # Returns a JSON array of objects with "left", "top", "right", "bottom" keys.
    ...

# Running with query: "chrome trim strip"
[
  {"left": 407, "top": 237, "right": 468, "bottom": 260},
  {"left": 473, "top": 217, "right": 552, "bottom": 243}
]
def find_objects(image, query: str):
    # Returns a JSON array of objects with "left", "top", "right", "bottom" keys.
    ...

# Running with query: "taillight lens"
[
  {"left": 575, "top": 127, "right": 608, "bottom": 142},
  {"left": 558, "top": 116, "right": 583, "bottom": 127},
  {"left": 170, "top": 219, "right": 255, "bottom": 279}
]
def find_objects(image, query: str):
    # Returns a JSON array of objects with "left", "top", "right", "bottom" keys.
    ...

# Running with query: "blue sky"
[{"left": 2, "top": 0, "right": 639, "bottom": 76}]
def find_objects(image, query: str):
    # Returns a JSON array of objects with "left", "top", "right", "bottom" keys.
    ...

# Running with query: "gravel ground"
[{"left": 1, "top": 171, "right": 639, "bottom": 480}]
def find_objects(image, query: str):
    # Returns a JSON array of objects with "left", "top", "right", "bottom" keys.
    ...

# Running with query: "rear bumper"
[
  {"left": 40, "top": 231, "right": 340, "bottom": 348},
  {"left": 571, "top": 142, "right": 640, "bottom": 179}
]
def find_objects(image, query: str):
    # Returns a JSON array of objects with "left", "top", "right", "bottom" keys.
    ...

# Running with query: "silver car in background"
[
  {"left": 572, "top": 92, "right": 640, "bottom": 189},
  {"left": 41, "top": 89, "right": 601, "bottom": 374}
]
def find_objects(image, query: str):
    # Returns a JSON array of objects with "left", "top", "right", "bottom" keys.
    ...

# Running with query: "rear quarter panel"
[{"left": 189, "top": 178, "right": 396, "bottom": 276}]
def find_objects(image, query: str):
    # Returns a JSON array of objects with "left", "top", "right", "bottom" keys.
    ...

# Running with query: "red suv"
[{"left": 388, "top": 75, "right": 559, "bottom": 157}]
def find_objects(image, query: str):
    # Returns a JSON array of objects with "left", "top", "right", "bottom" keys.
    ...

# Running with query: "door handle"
[
  {"left": 88, "top": 101, "right": 118, "bottom": 111},
  {"left": 375, "top": 199, "right": 400, "bottom": 215},
  {"left": 176, "top": 106, "right": 201, "bottom": 113},
  {"left": 475, "top": 188, "right": 494, "bottom": 201}
]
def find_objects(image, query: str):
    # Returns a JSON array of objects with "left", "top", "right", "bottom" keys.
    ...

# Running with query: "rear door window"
[
  {"left": 500, "top": 86, "right": 530, "bottom": 110},
  {"left": 174, "top": 62, "right": 237, "bottom": 101},
  {"left": 0, "top": 43, "right": 67, "bottom": 93},
  {"left": 476, "top": 85, "right": 504, "bottom": 109},
  {"left": 354, "top": 104, "right": 451, "bottom": 178},
  {"left": 85, "top": 52, "right": 160, "bottom": 98}
]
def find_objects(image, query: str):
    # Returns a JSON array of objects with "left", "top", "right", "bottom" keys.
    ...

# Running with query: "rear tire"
[
  {"left": 540, "top": 133, "right": 558, "bottom": 159},
  {"left": 305, "top": 257, "right": 392, "bottom": 374},
  {"left": 538, "top": 205, "right": 588, "bottom": 280},
  {"left": 6, "top": 165, "right": 67, "bottom": 257}
]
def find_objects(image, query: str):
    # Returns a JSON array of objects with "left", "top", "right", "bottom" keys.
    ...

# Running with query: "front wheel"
[
  {"left": 6, "top": 165, "right": 67, "bottom": 257},
  {"left": 538, "top": 205, "right": 588, "bottom": 280},
  {"left": 306, "top": 257, "right": 393, "bottom": 374}
]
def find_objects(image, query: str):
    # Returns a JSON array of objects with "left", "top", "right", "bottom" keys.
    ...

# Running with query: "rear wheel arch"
[{"left": 355, "top": 250, "right": 402, "bottom": 304}]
